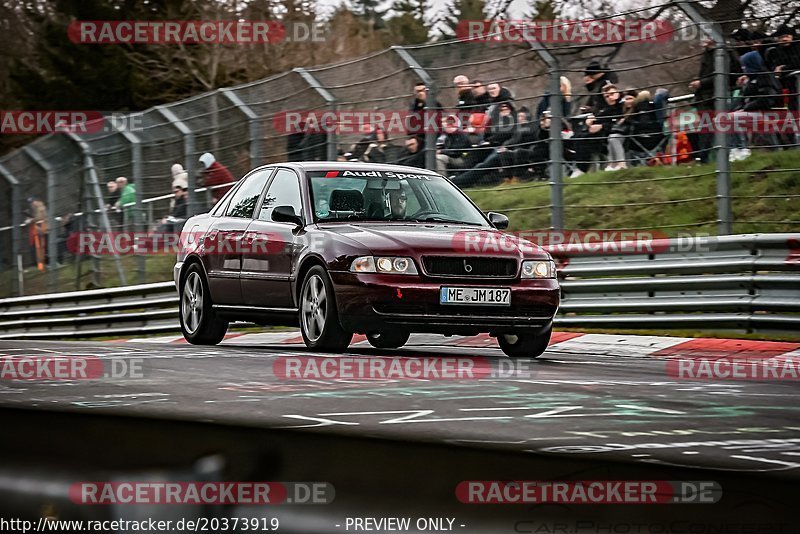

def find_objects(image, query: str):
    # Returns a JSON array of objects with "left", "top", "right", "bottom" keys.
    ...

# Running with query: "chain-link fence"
[{"left": 1, "top": 1, "right": 798, "bottom": 297}]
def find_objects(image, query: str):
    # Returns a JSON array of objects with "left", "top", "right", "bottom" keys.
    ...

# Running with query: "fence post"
[
  {"left": 65, "top": 132, "right": 127, "bottom": 286},
  {"left": 22, "top": 147, "right": 58, "bottom": 291},
  {"left": 294, "top": 68, "right": 338, "bottom": 161},
  {"left": 156, "top": 106, "right": 199, "bottom": 217},
  {"left": 529, "top": 39, "right": 564, "bottom": 231},
  {"left": 676, "top": 1, "right": 732, "bottom": 235},
  {"left": 109, "top": 123, "right": 145, "bottom": 283},
  {"left": 393, "top": 46, "right": 438, "bottom": 171},
  {"left": 220, "top": 88, "right": 262, "bottom": 168},
  {"left": 0, "top": 163, "right": 22, "bottom": 296}
]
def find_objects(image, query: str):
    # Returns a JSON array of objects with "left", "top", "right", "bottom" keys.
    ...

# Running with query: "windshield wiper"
[{"left": 410, "top": 216, "right": 483, "bottom": 226}]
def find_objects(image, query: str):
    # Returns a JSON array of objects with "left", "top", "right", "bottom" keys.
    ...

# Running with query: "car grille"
[
  {"left": 374, "top": 303, "right": 556, "bottom": 318},
  {"left": 422, "top": 256, "right": 517, "bottom": 278}
]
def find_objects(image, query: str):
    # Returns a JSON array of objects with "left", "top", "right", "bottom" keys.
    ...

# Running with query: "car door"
[
  {"left": 241, "top": 168, "right": 303, "bottom": 308},
  {"left": 204, "top": 168, "right": 274, "bottom": 305}
]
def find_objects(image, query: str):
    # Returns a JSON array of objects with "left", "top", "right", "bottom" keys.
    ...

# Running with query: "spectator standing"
[
  {"left": 688, "top": 38, "right": 743, "bottom": 163},
  {"left": 199, "top": 152, "right": 235, "bottom": 205},
  {"left": 408, "top": 82, "right": 442, "bottom": 141},
  {"left": 114, "top": 176, "right": 137, "bottom": 228},
  {"left": 106, "top": 180, "right": 120, "bottom": 208},
  {"left": 454, "top": 75, "right": 477, "bottom": 110},
  {"left": 471, "top": 80, "right": 491, "bottom": 112},
  {"left": 567, "top": 84, "right": 623, "bottom": 177},
  {"left": 605, "top": 88, "right": 638, "bottom": 171},
  {"left": 766, "top": 25, "right": 800, "bottom": 111},
  {"left": 25, "top": 197, "right": 48, "bottom": 271},
  {"left": 536, "top": 76, "right": 573, "bottom": 120}
]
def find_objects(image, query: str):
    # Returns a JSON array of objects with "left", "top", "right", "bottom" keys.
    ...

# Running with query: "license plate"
[{"left": 440, "top": 286, "right": 511, "bottom": 306}]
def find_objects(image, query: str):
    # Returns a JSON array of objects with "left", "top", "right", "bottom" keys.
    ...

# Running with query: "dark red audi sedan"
[{"left": 174, "top": 162, "right": 559, "bottom": 357}]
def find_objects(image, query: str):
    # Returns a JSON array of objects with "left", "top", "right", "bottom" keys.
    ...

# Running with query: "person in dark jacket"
[
  {"left": 688, "top": 39, "right": 743, "bottom": 162},
  {"left": 454, "top": 75, "right": 477, "bottom": 110},
  {"left": 736, "top": 51, "right": 782, "bottom": 111},
  {"left": 436, "top": 115, "right": 471, "bottom": 174},
  {"left": 536, "top": 76, "right": 573, "bottom": 120},
  {"left": 566, "top": 84, "right": 623, "bottom": 177},
  {"left": 451, "top": 107, "right": 536, "bottom": 188},
  {"left": 471, "top": 80, "right": 491, "bottom": 112},
  {"left": 485, "top": 100, "right": 516, "bottom": 147},
  {"left": 766, "top": 25, "right": 800, "bottom": 110},
  {"left": 582, "top": 61, "right": 618, "bottom": 113},
  {"left": 408, "top": 82, "right": 442, "bottom": 141},
  {"left": 395, "top": 136, "right": 426, "bottom": 168}
]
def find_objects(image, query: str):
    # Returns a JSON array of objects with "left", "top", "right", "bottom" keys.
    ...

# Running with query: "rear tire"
[
  {"left": 179, "top": 264, "right": 228, "bottom": 345},
  {"left": 498, "top": 327, "right": 551, "bottom": 358},
  {"left": 366, "top": 331, "right": 410, "bottom": 349},
  {"left": 299, "top": 266, "right": 353, "bottom": 352}
]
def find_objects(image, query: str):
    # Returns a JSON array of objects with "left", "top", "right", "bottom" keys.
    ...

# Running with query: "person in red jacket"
[{"left": 199, "top": 152, "right": 235, "bottom": 205}]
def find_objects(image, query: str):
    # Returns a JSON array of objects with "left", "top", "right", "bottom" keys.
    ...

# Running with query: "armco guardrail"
[{"left": 0, "top": 234, "right": 798, "bottom": 339}]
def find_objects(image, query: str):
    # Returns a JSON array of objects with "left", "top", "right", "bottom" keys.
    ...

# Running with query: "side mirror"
[
  {"left": 487, "top": 212, "right": 509, "bottom": 230},
  {"left": 272, "top": 205, "right": 303, "bottom": 226}
]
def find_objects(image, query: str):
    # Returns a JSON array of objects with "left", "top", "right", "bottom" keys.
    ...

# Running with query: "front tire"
[
  {"left": 299, "top": 266, "right": 353, "bottom": 351},
  {"left": 179, "top": 264, "right": 228, "bottom": 345},
  {"left": 366, "top": 331, "right": 410, "bottom": 349},
  {"left": 498, "top": 327, "right": 552, "bottom": 358}
]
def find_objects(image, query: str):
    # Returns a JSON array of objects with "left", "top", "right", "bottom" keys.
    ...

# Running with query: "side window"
[
  {"left": 225, "top": 170, "right": 272, "bottom": 218},
  {"left": 258, "top": 169, "right": 302, "bottom": 221}
]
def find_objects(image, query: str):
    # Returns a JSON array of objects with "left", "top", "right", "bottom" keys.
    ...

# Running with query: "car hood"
[{"left": 317, "top": 223, "right": 549, "bottom": 259}]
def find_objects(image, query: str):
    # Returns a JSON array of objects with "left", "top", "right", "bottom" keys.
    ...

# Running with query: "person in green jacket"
[{"left": 114, "top": 176, "right": 137, "bottom": 228}]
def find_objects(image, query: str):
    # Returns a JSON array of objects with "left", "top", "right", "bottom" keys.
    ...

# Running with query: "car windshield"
[{"left": 308, "top": 169, "right": 489, "bottom": 226}]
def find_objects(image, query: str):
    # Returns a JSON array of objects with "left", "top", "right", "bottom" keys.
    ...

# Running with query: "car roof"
[{"left": 261, "top": 161, "right": 441, "bottom": 175}]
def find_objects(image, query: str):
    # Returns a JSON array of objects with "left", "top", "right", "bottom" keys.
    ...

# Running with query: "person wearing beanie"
[
  {"left": 582, "top": 60, "right": 618, "bottom": 113},
  {"left": 199, "top": 152, "right": 235, "bottom": 204}
]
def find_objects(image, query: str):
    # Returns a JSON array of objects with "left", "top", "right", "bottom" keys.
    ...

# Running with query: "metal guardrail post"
[
  {"left": 392, "top": 46, "right": 438, "bottom": 171},
  {"left": 294, "top": 68, "right": 338, "bottom": 161},
  {"left": 0, "top": 163, "right": 22, "bottom": 296},
  {"left": 220, "top": 88, "right": 262, "bottom": 168},
  {"left": 156, "top": 106, "right": 198, "bottom": 217},
  {"left": 676, "top": 0, "right": 732, "bottom": 235},
  {"left": 528, "top": 39, "right": 564, "bottom": 231},
  {"left": 65, "top": 132, "right": 127, "bottom": 286},
  {"left": 793, "top": 71, "right": 800, "bottom": 146},
  {"left": 109, "top": 122, "right": 145, "bottom": 283},
  {"left": 22, "top": 147, "right": 58, "bottom": 291}
]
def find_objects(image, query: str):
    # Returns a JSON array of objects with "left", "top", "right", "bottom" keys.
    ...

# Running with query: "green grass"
[{"left": 466, "top": 149, "right": 800, "bottom": 235}]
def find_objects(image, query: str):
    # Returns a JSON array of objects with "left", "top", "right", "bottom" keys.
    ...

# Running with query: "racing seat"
[{"left": 329, "top": 189, "right": 364, "bottom": 213}]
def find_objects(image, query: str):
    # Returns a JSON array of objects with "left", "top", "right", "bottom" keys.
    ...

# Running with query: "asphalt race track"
[{"left": 1, "top": 332, "right": 799, "bottom": 532}]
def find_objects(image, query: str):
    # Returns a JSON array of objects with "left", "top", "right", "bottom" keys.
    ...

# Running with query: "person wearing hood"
[
  {"left": 436, "top": 115, "right": 471, "bottom": 174},
  {"left": 737, "top": 51, "right": 782, "bottom": 111},
  {"left": 582, "top": 61, "right": 618, "bottom": 113},
  {"left": 485, "top": 100, "right": 517, "bottom": 147},
  {"left": 169, "top": 163, "right": 189, "bottom": 213},
  {"left": 766, "top": 25, "right": 800, "bottom": 111},
  {"left": 199, "top": 153, "right": 235, "bottom": 205}
]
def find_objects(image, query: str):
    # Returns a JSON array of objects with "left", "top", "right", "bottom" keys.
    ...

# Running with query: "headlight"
[
  {"left": 521, "top": 260, "right": 556, "bottom": 278},
  {"left": 350, "top": 256, "right": 418, "bottom": 275}
]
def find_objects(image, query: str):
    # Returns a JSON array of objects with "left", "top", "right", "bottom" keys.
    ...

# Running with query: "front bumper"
[
  {"left": 173, "top": 261, "right": 183, "bottom": 292},
  {"left": 330, "top": 271, "right": 559, "bottom": 335}
]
